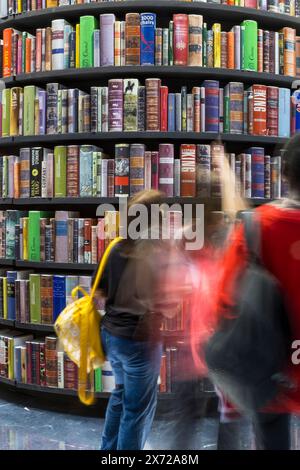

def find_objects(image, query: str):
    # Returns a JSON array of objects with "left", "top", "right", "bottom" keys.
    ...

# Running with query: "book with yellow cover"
[{"left": 212, "top": 24, "right": 221, "bottom": 68}]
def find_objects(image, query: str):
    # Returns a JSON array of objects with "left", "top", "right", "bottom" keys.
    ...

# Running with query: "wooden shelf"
[
  {"left": 1, "top": 2, "right": 300, "bottom": 33},
  {"left": 2, "top": 66, "right": 298, "bottom": 88}
]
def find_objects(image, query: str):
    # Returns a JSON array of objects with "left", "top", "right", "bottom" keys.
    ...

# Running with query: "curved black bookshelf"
[
  {"left": 15, "top": 322, "right": 55, "bottom": 333},
  {"left": 15, "top": 261, "right": 97, "bottom": 271},
  {"left": 1, "top": 1, "right": 300, "bottom": 33},
  {"left": 0, "top": 318, "right": 15, "bottom": 327},
  {"left": 0, "top": 259, "right": 15, "bottom": 266},
  {"left": 3, "top": 67, "right": 298, "bottom": 88},
  {"left": 7, "top": 132, "right": 288, "bottom": 147}
]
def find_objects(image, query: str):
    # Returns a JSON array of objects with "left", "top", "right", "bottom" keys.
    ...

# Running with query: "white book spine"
[
  {"left": 97, "top": 87, "right": 102, "bottom": 132},
  {"left": 57, "top": 351, "right": 65, "bottom": 389},
  {"left": 233, "top": 26, "right": 241, "bottom": 70},
  {"left": 120, "top": 21, "right": 126, "bottom": 66},
  {"left": 94, "top": 30, "right": 101, "bottom": 68},
  {"left": 46, "top": 153, "right": 54, "bottom": 198},
  {"left": 102, "top": 361, "right": 115, "bottom": 393},
  {"left": 275, "top": 32, "right": 279, "bottom": 76},
  {"left": 101, "top": 159, "right": 108, "bottom": 197},
  {"left": 174, "top": 159, "right": 181, "bottom": 197},
  {"left": 41, "top": 160, "right": 47, "bottom": 198},
  {"left": 51, "top": 19, "right": 65, "bottom": 71},
  {"left": 187, "top": 94, "right": 194, "bottom": 132},
  {"left": 144, "top": 152, "right": 152, "bottom": 190}
]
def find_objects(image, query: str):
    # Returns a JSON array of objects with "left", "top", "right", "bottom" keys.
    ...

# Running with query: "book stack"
[
  {"left": 0, "top": 80, "right": 295, "bottom": 137},
  {"left": 3, "top": 1, "right": 300, "bottom": 19},
  {"left": 2, "top": 14, "right": 298, "bottom": 76},
  {"left": 0, "top": 143, "right": 288, "bottom": 200},
  {"left": 0, "top": 209, "right": 119, "bottom": 262}
]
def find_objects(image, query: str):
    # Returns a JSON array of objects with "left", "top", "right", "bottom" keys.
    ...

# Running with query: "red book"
[
  {"left": 64, "top": 356, "right": 78, "bottom": 390},
  {"left": 267, "top": 86, "right": 279, "bottom": 136},
  {"left": 151, "top": 151, "right": 159, "bottom": 190},
  {"left": 36, "top": 29, "right": 42, "bottom": 72},
  {"left": 160, "top": 86, "right": 168, "bottom": 132},
  {"left": 173, "top": 14, "right": 188, "bottom": 66},
  {"left": 84, "top": 219, "right": 92, "bottom": 264},
  {"left": 26, "top": 341, "right": 32, "bottom": 384},
  {"left": 180, "top": 144, "right": 196, "bottom": 197},
  {"left": 97, "top": 218, "right": 105, "bottom": 262},
  {"left": 252, "top": 84, "right": 267, "bottom": 136},
  {"left": 40, "top": 343, "right": 46, "bottom": 387}
]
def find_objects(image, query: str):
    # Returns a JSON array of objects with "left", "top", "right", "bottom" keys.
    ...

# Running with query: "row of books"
[
  {"left": 0, "top": 209, "right": 119, "bottom": 261},
  {"left": 0, "top": 143, "right": 288, "bottom": 201},
  {"left": 2, "top": 1, "right": 300, "bottom": 18},
  {"left": 0, "top": 269, "right": 188, "bottom": 334},
  {"left": 0, "top": 271, "right": 93, "bottom": 322},
  {"left": 2, "top": 15, "right": 298, "bottom": 76},
  {"left": 1, "top": 80, "right": 297, "bottom": 138},
  {"left": 0, "top": 328, "right": 179, "bottom": 394}
]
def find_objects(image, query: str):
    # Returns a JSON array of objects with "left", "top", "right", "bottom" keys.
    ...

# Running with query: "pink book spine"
[
  {"left": 17, "top": 37, "right": 22, "bottom": 75},
  {"left": 245, "top": 0, "right": 257, "bottom": 7},
  {"left": 158, "top": 144, "right": 174, "bottom": 197},
  {"left": 151, "top": 151, "right": 159, "bottom": 190}
]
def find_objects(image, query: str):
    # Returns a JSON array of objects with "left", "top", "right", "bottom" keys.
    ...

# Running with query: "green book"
[
  {"left": 23, "top": 85, "right": 36, "bottom": 136},
  {"left": 22, "top": 31, "right": 28, "bottom": 73},
  {"left": 242, "top": 20, "right": 258, "bottom": 72},
  {"left": 80, "top": 16, "right": 98, "bottom": 68},
  {"left": 94, "top": 367, "right": 102, "bottom": 392},
  {"left": 2, "top": 156, "right": 8, "bottom": 198},
  {"left": 29, "top": 274, "right": 41, "bottom": 324},
  {"left": 54, "top": 146, "right": 67, "bottom": 197},
  {"left": 2, "top": 89, "right": 11, "bottom": 137},
  {"left": 123, "top": 78, "right": 138, "bottom": 131},
  {"left": 28, "top": 210, "right": 50, "bottom": 261}
]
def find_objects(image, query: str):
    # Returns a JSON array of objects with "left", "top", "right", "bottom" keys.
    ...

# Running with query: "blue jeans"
[{"left": 100, "top": 328, "right": 163, "bottom": 450}]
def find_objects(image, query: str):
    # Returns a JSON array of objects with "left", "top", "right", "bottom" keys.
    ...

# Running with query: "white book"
[
  {"left": 97, "top": 87, "right": 102, "bottom": 132},
  {"left": 94, "top": 30, "right": 101, "bottom": 67},
  {"left": 64, "top": 23, "right": 73, "bottom": 69},
  {"left": 120, "top": 21, "right": 126, "bottom": 66},
  {"left": 275, "top": 32, "right": 279, "bottom": 76},
  {"left": 187, "top": 94, "right": 194, "bottom": 132},
  {"left": 51, "top": 19, "right": 66, "bottom": 70},
  {"left": 0, "top": 1, "right": 7, "bottom": 18},
  {"left": 233, "top": 26, "right": 241, "bottom": 70},
  {"left": 101, "top": 159, "right": 108, "bottom": 197},
  {"left": 57, "top": 351, "right": 65, "bottom": 389},
  {"left": 144, "top": 152, "right": 152, "bottom": 190},
  {"left": 41, "top": 160, "right": 47, "bottom": 198},
  {"left": 174, "top": 159, "right": 181, "bottom": 197},
  {"left": 102, "top": 361, "right": 115, "bottom": 393}
]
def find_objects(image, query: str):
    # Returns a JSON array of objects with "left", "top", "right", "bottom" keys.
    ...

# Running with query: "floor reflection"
[{"left": 0, "top": 392, "right": 299, "bottom": 450}]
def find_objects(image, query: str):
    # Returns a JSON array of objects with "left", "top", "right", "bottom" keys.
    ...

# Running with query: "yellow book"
[
  {"left": 104, "top": 211, "right": 120, "bottom": 246},
  {"left": 213, "top": 23, "right": 221, "bottom": 68},
  {"left": 3, "top": 277, "right": 7, "bottom": 320},
  {"left": 17, "top": 0, "right": 22, "bottom": 13},
  {"left": 8, "top": 338, "right": 13, "bottom": 380},
  {"left": 23, "top": 217, "right": 29, "bottom": 261},
  {"left": 76, "top": 24, "right": 80, "bottom": 69},
  {"left": 46, "top": 0, "right": 58, "bottom": 7}
]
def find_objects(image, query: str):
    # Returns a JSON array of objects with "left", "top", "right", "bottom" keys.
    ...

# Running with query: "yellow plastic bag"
[{"left": 54, "top": 236, "right": 123, "bottom": 405}]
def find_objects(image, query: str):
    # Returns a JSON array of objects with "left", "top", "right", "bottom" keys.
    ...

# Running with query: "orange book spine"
[
  {"left": 227, "top": 31, "right": 235, "bottom": 69},
  {"left": 14, "top": 159, "right": 20, "bottom": 199},
  {"left": 3, "top": 28, "right": 13, "bottom": 77},
  {"left": 282, "top": 27, "right": 296, "bottom": 77},
  {"left": 25, "top": 38, "right": 32, "bottom": 73},
  {"left": 252, "top": 84, "right": 267, "bottom": 136},
  {"left": 125, "top": 13, "right": 140, "bottom": 66}
]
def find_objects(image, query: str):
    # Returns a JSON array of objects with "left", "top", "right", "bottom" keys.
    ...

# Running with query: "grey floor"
[{"left": 0, "top": 390, "right": 299, "bottom": 450}]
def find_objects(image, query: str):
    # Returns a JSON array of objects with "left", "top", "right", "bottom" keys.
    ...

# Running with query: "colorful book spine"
[
  {"left": 79, "top": 16, "right": 97, "bottom": 68},
  {"left": 180, "top": 144, "right": 196, "bottom": 197},
  {"left": 212, "top": 23, "right": 221, "bottom": 68},
  {"left": 54, "top": 146, "right": 67, "bottom": 197},
  {"left": 140, "top": 12, "right": 156, "bottom": 65},
  {"left": 151, "top": 151, "right": 159, "bottom": 190},
  {"left": 130, "top": 144, "right": 145, "bottom": 196},
  {"left": 125, "top": 13, "right": 140, "bottom": 66},
  {"left": 159, "top": 143, "right": 174, "bottom": 197},
  {"left": 29, "top": 273, "right": 41, "bottom": 323},
  {"left": 108, "top": 79, "right": 123, "bottom": 132},
  {"left": 188, "top": 14, "right": 203, "bottom": 66},
  {"left": 145, "top": 78, "right": 161, "bottom": 131},
  {"left": 51, "top": 19, "right": 65, "bottom": 70},
  {"left": 100, "top": 14, "right": 115, "bottom": 67},
  {"left": 115, "top": 144, "right": 130, "bottom": 196},
  {"left": 249, "top": 147, "right": 265, "bottom": 198},
  {"left": 123, "top": 79, "right": 138, "bottom": 132},
  {"left": 251, "top": 84, "right": 267, "bottom": 135},
  {"left": 173, "top": 14, "right": 188, "bottom": 66},
  {"left": 267, "top": 86, "right": 279, "bottom": 136},
  {"left": 41, "top": 274, "right": 53, "bottom": 324},
  {"left": 204, "top": 80, "right": 219, "bottom": 132},
  {"left": 53, "top": 275, "right": 66, "bottom": 322},
  {"left": 242, "top": 20, "right": 258, "bottom": 71}
]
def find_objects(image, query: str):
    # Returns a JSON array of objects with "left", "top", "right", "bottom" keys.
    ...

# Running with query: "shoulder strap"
[{"left": 237, "top": 210, "right": 261, "bottom": 264}]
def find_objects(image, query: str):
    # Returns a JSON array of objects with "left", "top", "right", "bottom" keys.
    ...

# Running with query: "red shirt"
[{"left": 219, "top": 203, "right": 300, "bottom": 413}]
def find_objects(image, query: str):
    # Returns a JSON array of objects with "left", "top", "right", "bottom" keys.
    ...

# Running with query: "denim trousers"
[{"left": 100, "top": 327, "right": 163, "bottom": 450}]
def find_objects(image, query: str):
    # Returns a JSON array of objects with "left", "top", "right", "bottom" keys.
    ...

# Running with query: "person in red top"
[{"left": 216, "top": 134, "right": 300, "bottom": 449}]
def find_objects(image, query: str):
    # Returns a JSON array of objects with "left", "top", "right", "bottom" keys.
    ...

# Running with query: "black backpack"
[{"left": 204, "top": 211, "right": 292, "bottom": 413}]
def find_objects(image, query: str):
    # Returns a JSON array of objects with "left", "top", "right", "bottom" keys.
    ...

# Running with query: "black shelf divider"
[
  {"left": 9, "top": 132, "right": 288, "bottom": 146},
  {"left": 15, "top": 261, "right": 97, "bottom": 271},
  {"left": 0, "top": 376, "right": 15, "bottom": 386},
  {"left": 0, "top": 259, "right": 15, "bottom": 266},
  {"left": 14, "top": 322, "right": 55, "bottom": 333},
  {"left": 0, "top": 318, "right": 15, "bottom": 327},
  {"left": 3, "top": 67, "right": 298, "bottom": 87},
  {"left": 1, "top": 1, "right": 300, "bottom": 32}
]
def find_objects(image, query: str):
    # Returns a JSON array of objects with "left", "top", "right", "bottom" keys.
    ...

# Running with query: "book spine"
[
  {"left": 84, "top": 219, "right": 92, "bottom": 264},
  {"left": 151, "top": 151, "right": 159, "bottom": 190},
  {"left": 159, "top": 144, "right": 174, "bottom": 197},
  {"left": 67, "top": 145, "right": 79, "bottom": 197},
  {"left": 125, "top": 12, "right": 140, "bottom": 66},
  {"left": 30, "top": 147, "right": 42, "bottom": 197},
  {"left": 123, "top": 79, "right": 138, "bottom": 132},
  {"left": 155, "top": 28, "right": 162, "bottom": 66},
  {"left": 140, "top": 12, "right": 156, "bottom": 65},
  {"left": 173, "top": 14, "right": 188, "bottom": 66},
  {"left": 213, "top": 23, "right": 221, "bottom": 68},
  {"left": 242, "top": 20, "right": 258, "bottom": 71},
  {"left": 180, "top": 144, "right": 196, "bottom": 197},
  {"left": 46, "top": 83, "right": 59, "bottom": 134},
  {"left": 146, "top": 78, "right": 161, "bottom": 131},
  {"left": 53, "top": 276, "right": 66, "bottom": 322},
  {"left": 264, "top": 155, "right": 271, "bottom": 199},
  {"left": 282, "top": 27, "right": 296, "bottom": 77},
  {"left": 40, "top": 343, "right": 46, "bottom": 387},
  {"left": 252, "top": 85, "right": 267, "bottom": 135},
  {"left": 211, "top": 143, "right": 224, "bottom": 197},
  {"left": 168, "top": 93, "right": 176, "bottom": 132},
  {"left": 271, "top": 156, "right": 282, "bottom": 198},
  {"left": 108, "top": 79, "right": 123, "bottom": 131},
  {"left": 196, "top": 144, "right": 211, "bottom": 197},
  {"left": 115, "top": 144, "right": 130, "bottom": 196},
  {"left": 204, "top": 80, "right": 219, "bottom": 132},
  {"left": 188, "top": 14, "right": 202, "bottom": 66},
  {"left": 79, "top": 145, "right": 93, "bottom": 197},
  {"left": 130, "top": 144, "right": 145, "bottom": 196},
  {"left": 100, "top": 14, "right": 115, "bottom": 67},
  {"left": 80, "top": 15, "right": 96, "bottom": 68},
  {"left": 267, "top": 86, "right": 279, "bottom": 136},
  {"left": 221, "top": 32, "right": 227, "bottom": 69},
  {"left": 45, "top": 336, "right": 58, "bottom": 387},
  {"left": 41, "top": 274, "right": 53, "bottom": 324},
  {"left": 51, "top": 19, "right": 65, "bottom": 70},
  {"left": 54, "top": 146, "right": 67, "bottom": 197},
  {"left": 250, "top": 147, "right": 265, "bottom": 198},
  {"left": 29, "top": 273, "right": 41, "bottom": 323},
  {"left": 137, "top": 86, "right": 145, "bottom": 131},
  {"left": 160, "top": 86, "right": 168, "bottom": 132},
  {"left": 57, "top": 351, "right": 64, "bottom": 388}
]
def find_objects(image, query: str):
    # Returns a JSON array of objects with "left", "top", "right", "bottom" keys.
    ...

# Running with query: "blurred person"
[
  {"left": 212, "top": 133, "right": 300, "bottom": 449},
  {"left": 94, "top": 190, "right": 189, "bottom": 450}
]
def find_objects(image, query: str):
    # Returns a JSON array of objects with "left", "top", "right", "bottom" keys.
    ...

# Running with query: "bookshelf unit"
[{"left": 0, "top": 0, "right": 296, "bottom": 408}]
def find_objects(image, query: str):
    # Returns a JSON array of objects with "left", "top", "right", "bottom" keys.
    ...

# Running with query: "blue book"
[
  {"left": 293, "top": 89, "right": 300, "bottom": 134},
  {"left": 79, "top": 145, "right": 94, "bottom": 197},
  {"left": 248, "top": 147, "right": 265, "bottom": 199},
  {"left": 278, "top": 88, "right": 291, "bottom": 138},
  {"left": 7, "top": 271, "right": 17, "bottom": 320},
  {"left": 203, "top": 80, "right": 219, "bottom": 133},
  {"left": 168, "top": 93, "right": 176, "bottom": 131},
  {"left": 14, "top": 346, "right": 22, "bottom": 383},
  {"left": 69, "top": 31, "right": 76, "bottom": 68},
  {"left": 38, "top": 90, "right": 47, "bottom": 135},
  {"left": 53, "top": 275, "right": 66, "bottom": 321},
  {"left": 140, "top": 13, "right": 156, "bottom": 65},
  {"left": 175, "top": 93, "right": 181, "bottom": 131}
]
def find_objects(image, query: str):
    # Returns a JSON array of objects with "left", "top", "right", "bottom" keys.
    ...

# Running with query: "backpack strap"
[{"left": 237, "top": 210, "right": 261, "bottom": 264}]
